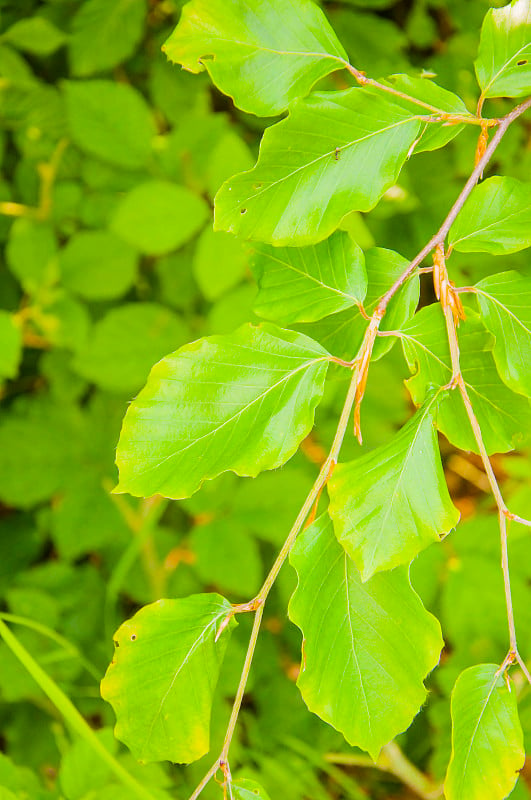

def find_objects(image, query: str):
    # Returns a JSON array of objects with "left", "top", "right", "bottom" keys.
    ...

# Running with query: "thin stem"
[
  {"left": 0, "top": 612, "right": 100, "bottom": 681},
  {"left": 343, "top": 63, "right": 494, "bottom": 126},
  {"left": 442, "top": 305, "right": 516, "bottom": 652},
  {"left": 189, "top": 368, "right": 361, "bottom": 800},
  {"left": 0, "top": 619, "right": 157, "bottom": 800},
  {"left": 374, "top": 96, "right": 531, "bottom": 314}
]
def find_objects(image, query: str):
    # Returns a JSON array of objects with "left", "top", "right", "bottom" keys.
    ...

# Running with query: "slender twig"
[
  {"left": 343, "top": 63, "right": 496, "bottom": 127},
  {"left": 442, "top": 305, "right": 517, "bottom": 652}
]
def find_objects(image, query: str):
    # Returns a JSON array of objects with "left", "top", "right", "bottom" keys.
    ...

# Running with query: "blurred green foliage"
[{"left": 0, "top": 0, "right": 530, "bottom": 798}]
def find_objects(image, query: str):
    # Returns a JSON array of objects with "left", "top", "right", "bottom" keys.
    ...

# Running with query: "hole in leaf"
[
  {"left": 517, "top": 59, "right": 527, "bottom": 66},
  {"left": 114, "top": 640, "right": 119, "bottom": 647},
  {"left": 130, "top": 633, "right": 137, "bottom": 641},
  {"left": 240, "top": 208, "right": 247, "bottom": 214}
]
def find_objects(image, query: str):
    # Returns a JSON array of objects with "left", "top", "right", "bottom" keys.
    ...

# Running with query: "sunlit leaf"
[
  {"left": 400, "top": 305, "right": 531, "bottom": 454},
  {"left": 163, "top": 0, "right": 348, "bottom": 116},
  {"left": 115, "top": 324, "right": 330, "bottom": 499},
  {"left": 288, "top": 514, "right": 443, "bottom": 759},
  {"left": 445, "top": 664, "right": 525, "bottom": 800},
  {"left": 251, "top": 231, "right": 367, "bottom": 324},
  {"left": 475, "top": 271, "right": 531, "bottom": 398},
  {"left": 328, "top": 396, "right": 460, "bottom": 580},
  {"left": 475, "top": 0, "right": 531, "bottom": 99},
  {"left": 215, "top": 88, "right": 421, "bottom": 246},
  {"left": 299, "top": 247, "right": 419, "bottom": 361},
  {"left": 101, "top": 594, "right": 236, "bottom": 764},
  {"left": 448, "top": 177, "right": 531, "bottom": 255}
]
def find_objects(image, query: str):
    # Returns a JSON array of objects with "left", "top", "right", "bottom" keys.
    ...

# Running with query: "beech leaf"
[
  {"left": 445, "top": 664, "right": 525, "bottom": 800},
  {"left": 400, "top": 305, "right": 531, "bottom": 454},
  {"left": 100, "top": 594, "right": 236, "bottom": 764},
  {"left": 115, "top": 324, "right": 330, "bottom": 499},
  {"left": 475, "top": 0, "right": 531, "bottom": 99},
  {"left": 298, "top": 247, "right": 419, "bottom": 362},
  {"left": 251, "top": 231, "right": 367, "bottom": 325},
  {"left": 162, "top": 0, "right": 348, "bottom": 116},
  {"left": 448, "top": 177, "right": 531, "bottom": 255},
  {"left": 215, "top": 88, "right": 421, "bottom": 246},
  {"left": 475, "top": 271, "right": 531, "bottom": 398},
  {"left": 328, "top": 397, "right": 460, "bottom": 580},
  {"left": 288, "top": 514, "right": 443, "bottom": 760}
]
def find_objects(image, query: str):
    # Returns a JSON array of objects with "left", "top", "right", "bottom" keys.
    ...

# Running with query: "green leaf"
[
  {"left": 190, "top": 519, "right": 262, "bottom": 597},
  {"left": 251, "top": 231, "right": 367, "bottom": 324},
  {"left": 475, "top": 271, "right": 531, "bottom": 398},
  {"left": 3, "top": 17, "right": 67, "bottom": 57},
  {"left": 475, "top": 0, "right": 531, "bottom": 99},
  {"left": 59, "top": 230, "right": 138, "bottom": 300},
  {"left": 162, "top": 0, "right": 348, "bottom": 116},
  {"left": 376, "top": 74, "right": 471, "bottom": 152},
  {"left": 299, "top": 247, "right": 419, "bottom": 361},
  {"left": 0, "top": 312, "right": 22, "bottom": 380},
  {"left": 69, "top": 0, "right": 146, "bottom": 77},
  {"left": 448, "top": 177, "right": 531, "bottom": 255},
  {"left": 400, "top": 305, "right": 531, "bottom": 454},
  {"left": 59, "top": 728, "right": 117, "bottom": 800},
  {"left": 214, "top": 88, "right": 421, "bottom": 246},
  {"left": 65, "top": 80, "right": 156, "bottom": 169},
  {"left": 6, "top": 218, "right": 58, "bottom": 294},
  {"left": 110, "top": 180, "right": 209, "bottom": 256},
  {"left": 73, "top": 303, "right": 189, "bottom": 394},
  {"left": 288, "top": 514, "right": 443, "bottom": 759},
  {"left": 0, "top": 399, "right": 84, "bottom": 508},
  {"left": 115, "top": 323, "right": 330, "bottom": 499},
  {"left": 328, "top": 397, "right": 460, "bottom": 580},
  {"left": 101, "top": 594, "right": 236, "bottom": 764},
  {"left": 445, "top": 664, "right": 525, "bottom": 800},
  {"left": 193, "top": 228, "right": 249, "bottom": 301},
  {"left": 232, "top": 778, "right": 272, "bottom": 800}
]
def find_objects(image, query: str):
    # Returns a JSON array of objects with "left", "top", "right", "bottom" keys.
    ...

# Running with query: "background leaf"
[
  {"left": 73, "top": 303, "right": 189, "bottom": 394},
  {"left": 215, "top": 88, "right": 421, "bottom": 246},
  {"left": 233, "top": 778, "right": 272, "bottom": 799},
  {"left": 110, "top": 181, "right": 209, "bottom": 256},
  {"left": 475, "top": 271, "right": 531, "bottom": 397},
  {"left": 475, "top": 0, "right": 531, "bottom": 99},
  {"left": 251, "top": 231, "right": 367, "bottom": 324},
  {"left": 288, "top": 514, "right": 443, "bottom": 759},
  {"left": 328, "top": 397, "right": 460, "bottom": 580},
  {"left": 69, "top": 0, "right": 146, "bottom": 77},
  {"left": 448, "top": 177, "right": 531, "bottom": 255},
  {"left": 101, "top": 594, "right": 236, "bottom": 764},
  {"left": 162, "top": 0, "right": 347, "bottom": 116},
  {"left": 400, "top": 305, "right": 531, "bottom": 454},
  {"left": 65, "top": 80, "right": 156, "bottom": 170},
  {"left": 59, "top": 231, "right": 138, "bottom": 300},
  {"left": 445, "top": 664, "right": 525, "bottom": 800},
  {"left": 115, "top": 324, "right": 330, "bottom": 499},
  {"left": 0, "top": 312, "right": 22, "bottom": 380}
]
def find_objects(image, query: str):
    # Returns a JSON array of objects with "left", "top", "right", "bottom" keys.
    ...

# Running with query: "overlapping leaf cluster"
[{"left": 1, "top": 1, "right": 531, "bottom": 800}]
